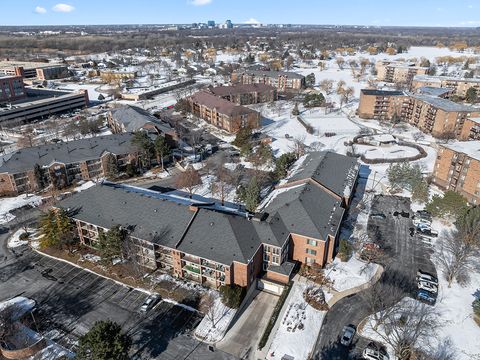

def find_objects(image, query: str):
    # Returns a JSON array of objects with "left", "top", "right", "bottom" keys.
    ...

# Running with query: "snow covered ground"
[
  {"left": 267, "top": 281, "right": 326, "bottom": 360},
  {"left": 326, "top": 257, "right": 379, "bottom": 293},
  {"left": 354, "top": 143, "right": 420, "bottom": 160},
  {"left": 194, "top": 295, "right": 236, "bottom": 343},
  {"left": 0, "top": 194, "right": 42, "bottom": 224},
  {"left": 7, "top": 228, "right": 36, "bottom": 248}
]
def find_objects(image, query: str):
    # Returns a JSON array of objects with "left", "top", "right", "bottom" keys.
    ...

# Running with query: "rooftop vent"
[{"left": 252, "top": 212, "right": 269, "bottom": 222}]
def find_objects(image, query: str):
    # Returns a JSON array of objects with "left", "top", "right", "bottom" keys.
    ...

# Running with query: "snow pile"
[
  {"left": 0, "top": 194, "right": 42, "bottom": 224},
  {"left": 0, "top": 296, "right": 36, "bottom": 319},
  {"left": 74, "top": 180, "right": 96, "bottom": 192},
  {"left": 267, "top": 281, "right": 326, "bottom": 360},
  {"left": 326, "top": 257, "right": 379, "bottom": 293},
  {"left": 195, "top": 296, "right": 236, "bottom": 343},
  {"left": 80, "top": 254, "right": 102, "bottom": 263},
  {"left": 7, "top": 228, "right": 34, "bottom": 248}
]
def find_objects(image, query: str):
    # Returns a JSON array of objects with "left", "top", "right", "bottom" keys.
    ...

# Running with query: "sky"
[{"left": 2, "top": 0, "right": 480, "bottom": 27}]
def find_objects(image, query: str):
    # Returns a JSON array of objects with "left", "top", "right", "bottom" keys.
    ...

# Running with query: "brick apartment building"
[
  {"left": 0, "top": 75, "right": 26, "bottom": 103},
  {"left": 188, "top": 91, "right": 260, "bottom": 133},
  {"left": 107, "top": 105, "right": 177, "bottom": 145},
  {"left": 36, "top": 65, "right": 70, "bottom": 81},
  {"left": 0, "top": 61, "right": 68, "bottom": 80},
  {"left": 0, "top": 133, "right": 140, "bottom": 196},
  {"left": 57, "top": 151, "right": 359, "bottom": 291},
  {"left": 411, "top": 75, "right": 480, "bottom": 98},
  {"left": 432, "top": 142, "right": 480, "bottom": 204},
  {"left": 375, "top": 61, "right": 429, "bottom": 84},
  {"left": 231, "top": 70, "right": 305, "bottom": 91},
  {"left": 358, "top": 89, "right": 480, "bottom": 139},
  {"left": 208, "top": 83, "right": 277, "bottom": 105}
]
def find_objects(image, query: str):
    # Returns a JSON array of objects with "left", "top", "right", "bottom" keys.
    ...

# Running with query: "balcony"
[
  {"left": 183, "top": 272, "right": 201, "bottom": 283},
  {"left": 182, "top": 254, "right": 200, "bottom": 264},
  {"left": 202, "top": 268, "right": 216, "bottom": 279},
  {"left": 201, "top": 259, "right": 216, "bottom": 269},
  {"left": 183, "top": 264, "right": 201, "bottom": 274}
]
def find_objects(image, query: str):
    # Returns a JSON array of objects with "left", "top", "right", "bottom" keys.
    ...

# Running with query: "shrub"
[
  {"left": 219, "top": 285, "right": 246, "bottom": 309},
  {"left": 304, "top": 286, "right": 329, "bottom": 311},
  {"left": 473, "top": 299, "right": 480, "bottom": 317},
  {"left": 337, "top": 239, "right": 353, "bottom": 261}
]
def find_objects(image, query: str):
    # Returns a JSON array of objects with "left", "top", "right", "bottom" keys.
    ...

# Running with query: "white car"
[
  {"left": 340, "top": 324, "right": 356, "bottom": 346},
  {"left": 363, "top": 343, "right": 389, "bottom": 360},
  {"left": 413, "top": 218, "right": 431, "bottom": 226},
  {"left": 417, "top": 272, "right": 438, "bottom": 286},
  {"left": 140, "top": 294, "right": 160, "bottom": 312},
  {"left": 417, "top": 280, "right": 438, "bottom": 294}
]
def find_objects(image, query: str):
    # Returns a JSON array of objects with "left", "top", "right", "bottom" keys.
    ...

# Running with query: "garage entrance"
[{"left": 257, "top": 278, "right": 284, "bottom": 296}]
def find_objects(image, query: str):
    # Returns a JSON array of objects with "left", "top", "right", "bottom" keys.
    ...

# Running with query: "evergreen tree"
[
  {"left": 305, "top": 73, "right": 316, "bottom": 88},
  {"left": 98, "top": 226, "right": 126, "bottom": 264},
  {"left": 465, "top": 87, "right": 477, "bottom": 104},
  {"left": 426, "top": 191, "right": 468, "bottom": 218},
  {"left": 154, "top": 135, "right": 170, "bottom": 170},
  {"left": 291, "top": 103, "right": 300, "bottom": 116},
  {"left": 104, "top": 153, "right": 119, "bottom": 179},
  {"left": 39, "top": 209, "right": 75, "bottom": 249},
  {"left": 76, "top": 320, "right": 131, "bottom": 360},
  {"left": 131, "top": 131, "right": 154, "bottom": 168},
  {"left": 273, "top": 152, "right": 297, "bottom": 180},
  {"left": 238, "top": 177, "right": 260, "bottom": 212}
]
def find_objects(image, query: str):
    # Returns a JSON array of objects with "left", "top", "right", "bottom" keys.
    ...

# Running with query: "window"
[
  {"left": 264, "top": 254, "right": 270, "bottom": 262},
  {"left": 305, "top": 257, "right": 315, "bottom": 264},
  {"left": 272, "top": 255, "right": 280, "bottom": 265},
  {"left": 264, "top": 245, "right": 271, "bottom": 252},
  {"left": 272, "top": 247, "right": 280, "bottom": 255},
  {"left": 307, "top": 239, "right": 317, "bottom": 246},
  {"left": 306, "top": 249, "right": 317, "bottom": 256}
]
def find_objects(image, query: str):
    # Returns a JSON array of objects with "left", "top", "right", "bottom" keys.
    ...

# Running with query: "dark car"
[{"left": 417, "top": 289, "right": 436, "bottom": 305}]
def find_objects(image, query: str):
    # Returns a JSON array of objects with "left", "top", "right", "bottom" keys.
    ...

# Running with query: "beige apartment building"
[
  {"left": 411, "top": 75, "right": 480, "bottom": 98},
  {"left": 231, "top": 70, "right": 305, "bottom": 91},
  {"left": 358, "top": 89, "right": 480, "bottom": 139},
  {"left": 432, "top": 142, "right": 480, "bottom": 205},
  {"left": 208, "top": 83, "right": 277, "bottom": 105},
  {"left": 376, "top": 61, "right": 429, "bottom": 84}
]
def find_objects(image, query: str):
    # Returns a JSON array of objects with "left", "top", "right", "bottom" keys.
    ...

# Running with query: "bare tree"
[
  {"left": 201, "top": 292, "right": 218, "bottom": 329},
  {"left": 211, "top": 158, "right": 234, "bottom": 206},
  {"left": 288, "top": 135, "right": 307, "bottom": 158},
  {"left": 336, "top": 57, "right": 345, "bottom": 70},
  {"left": 341, "top": 86, "right": 355, "bottom": 105},
  {"left": 438, "top": 229, "right": 479, "bottom": 287},
  {"left": 319, "top": 79, "right": 334, "bottom": 95},
  {"left": 175, "top": 167, "right": 202, "bottom": 198},
  {"left": 17, "top": 127, "right": 35, "bottom": 148}
]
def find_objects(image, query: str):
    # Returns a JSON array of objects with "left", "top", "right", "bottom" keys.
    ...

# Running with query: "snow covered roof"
[
  {"left": 441, "top": 141, "right": 480, "bottom": 161},
  {"left": 413, "top": 74, "right": 480, "bottom": 84},
  {"left": 110, "top": 105, "right": 174, "bottom": 134},
  {"left": 410, "top": 94, "right": 479, "bottom": 112}
]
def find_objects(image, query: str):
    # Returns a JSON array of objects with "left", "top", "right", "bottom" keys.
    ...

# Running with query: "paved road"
[
  {"left": 0, "top": 245, "right": 237, "bottom": 360},
  {"left": 217, "top": 290, "right": 277, "bottom": 359},
  {"left": 314, "top": 195, "right": 436, "bottom": 359}
]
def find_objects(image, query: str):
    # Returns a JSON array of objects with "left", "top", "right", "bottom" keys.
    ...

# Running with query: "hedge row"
[
  {"left": 296, "top": 116, "right": 314, "bottom": 134},
  {"left": 257, "top": 282, "right": 293, "bottom": 350}
]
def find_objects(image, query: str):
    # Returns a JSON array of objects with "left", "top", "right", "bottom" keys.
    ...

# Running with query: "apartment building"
[
  {"left": 208, "top": 83, "right": 277, "bottom": 105},
  {"left": 0, "top": 133, "right": 140, "bottom": 196},
  {"left": 411, "top": 75, "right": 480, "bottom": 98},
  {"left": 357, "top": 89, "right": 408, "bottom": 120},
  {"left": 0, "top": 61, "right": 68, "bottom": 80},
  {"left": 358, "top": 89, "right": 480, "bottom": 139},
  {"left": 107, "top": 105, "right": 177, "bottom": 145},
  {"left": 432, "top": 142, "right": 480, "bottom": 204},
  {"left": 376, "top": 61, "right": 429, "bottom": 84},
  {"left": 100, "top": 69, "right": 137, "bottom": 82},
  {"left": 188, "top": 91, "right": 260, "bottom": 133},
  {"left": 232, "top": 70, "right": 305, "bottom": 91},
  {"left": 0, "top": 89, "right": 89, "bottom": 126},
  {"left": 403, "top": 94, "right": 480, "bottom": 138},
  {"left": 57, "top": 151, "right": 359, "bottom": 292},
  {"left": 0, "top": 75, "right": 26, "bottom": 103}
]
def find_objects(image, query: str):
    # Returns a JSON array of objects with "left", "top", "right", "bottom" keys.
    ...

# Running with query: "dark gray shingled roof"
[
  {"left": 261, "top": 182, "right": 345, "bottom": 242},
  {"left": 178, "top": 209, "right": 262, "bottom": 264},
  {"left": 287, "top": 151, "right": 359, "bottom": 198},
  {"left": 110, "top": 105, "right": 174, "bottom": 134},
  {"left": 57, "top": 183, "right": 196, "bottom": 248},
  {"left": 238, "top": 69, "right": 305, "bottom": 80},
  {"left": 268, "top": 262, "right": 295, "bottom": 277},
  {"left": 0, "top": 133, "right": 136, "bottom": 174},
  {"left": 189, "top": 91, "right": 259, "bottom": 117}
]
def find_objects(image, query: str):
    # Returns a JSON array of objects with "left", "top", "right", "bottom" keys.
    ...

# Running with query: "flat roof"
[
  {"left": 441, "top": 141, "right": 480, "bottom": 161},
  {"left": 413, "top": 74, "right": 480, "bottom": 84},
  {"left": 410, "top": 94, "right": 479, "bottom": 112},
  {"left": 237, "top": 69, "right": 305, "bottom": 79},
  {"left": 209, "top": 83, "right": 276, "bottom": 96},
  {"left": 360, "top": 89, "right": 405, "bottom": 97},
  {"left": 0, "top": 61, "right": 65, "bottom": 70}
]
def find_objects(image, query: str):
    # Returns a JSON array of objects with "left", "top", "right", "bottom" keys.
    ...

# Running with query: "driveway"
[
  {"left": 313, "top": 195, "right": 436, "bottom": 359},
  {"left": 217, "top": 290, "right": 277, "bottom": 359}
]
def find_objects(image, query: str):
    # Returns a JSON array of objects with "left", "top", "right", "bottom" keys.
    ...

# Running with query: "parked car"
[
  {"left": 363, "top": 342, "right": 389, "bottom": 360},
  {"left": 416, "top": 210, "right": 432, "bottom": 220},
  {"left": 415, "top": 222, "right": 431, "bottom": 231},
  {"left": 417, "top": 289, "right": 436, "bottom": 305},
  {"left": 417, "top": 228, "right": 438, "bottom": 238},
  {"left": 140, "top": 294, "right": 160, "bottom": 312},
  {"left": 370, "top": 213, "right": 386, "bottom": 220},
  {"left": 340, "top": 324, "right": 356, "bottom": 346},
  {"left": 413, "top": 217, "right": 431, "bottom": 227},
  {"left": 417, "top": 280, "right": 438, "bottom": 294},
  {"left": 417, "top": 271, "right": 438, "bottom": 286}
]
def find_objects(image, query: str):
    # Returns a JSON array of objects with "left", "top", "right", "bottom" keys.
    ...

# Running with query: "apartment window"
[
  {"left": 264, "top": 254, "right": 270, "bottom": 262},
  {"left": 306, "top": 249, "right": 317, "bottom": 256},
  {"left": 272, "top": 247, "right": 280, "bottom": 255},
  {"left": 272, "top": 255, "right": 280, "bottom": 265},
  {"left": 264, "top": 245, "right": 271, "bottom": 252},
  {"left": 305, "top": 257, "right": 315, "bottom": 265},
  {"left": 307, "top": 239, "right": 317, "bottom": 246}
]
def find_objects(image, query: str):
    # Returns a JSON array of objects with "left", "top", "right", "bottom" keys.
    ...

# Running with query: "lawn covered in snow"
[
  {"left": 267, "top": 281, "right": 326, "bottom": 360},
  {"left": 326, "top": 257, "right": 379, "bottom": 293},
  {"left": 0, "top": 194, "right": 42, "bottom": 224},
  {"left": 194, "top": 295, "right": 236, "bottom": 343},
  {"left": 354, "top": 143, "right": 421, "bottom": 160}
]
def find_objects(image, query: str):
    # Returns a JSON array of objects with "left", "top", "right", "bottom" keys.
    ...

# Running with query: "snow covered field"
[
  {"left": 267, "top": 280, "right": 326, "bottom": 360},
  {"left": 194, "top": 295, "right": 236, "bottom": 343},
  {"left": 0, "top": 194, "right": 42, "bottom": 224},
  {"left": 354, "top": 143, "right": 420, "bottom": 160}
]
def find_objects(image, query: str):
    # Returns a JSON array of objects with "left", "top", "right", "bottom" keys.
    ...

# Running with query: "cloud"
[
  {"left": 188, "top": 0, "right": 212, "bottom": 6},
  {"left": 459, "top": 20, "right": 480, "bottom": 26},
  {"left": 34, "top": 6, "right": 47, "bottom": 14},
  {"left": 244, "top": 18, "right": 261, "bottom": 25},
  {"left": 52, "top": 3, "right": 75, "bottom": 12}
]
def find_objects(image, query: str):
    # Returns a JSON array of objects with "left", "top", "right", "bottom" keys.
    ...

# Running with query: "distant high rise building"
[
  {"left": 207, "top": 20, "right": 215, "bottom": 27},
  {"left": 225, "top": 20, "right": 233, "bottom": 29}
]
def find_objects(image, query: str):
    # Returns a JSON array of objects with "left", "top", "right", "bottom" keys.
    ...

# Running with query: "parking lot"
[
  {"left": 314, "top": 195, "right": 437, "bottom": 359},
  {"left": 0, "top": 249, "right": 237, "bottom": 359}
]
